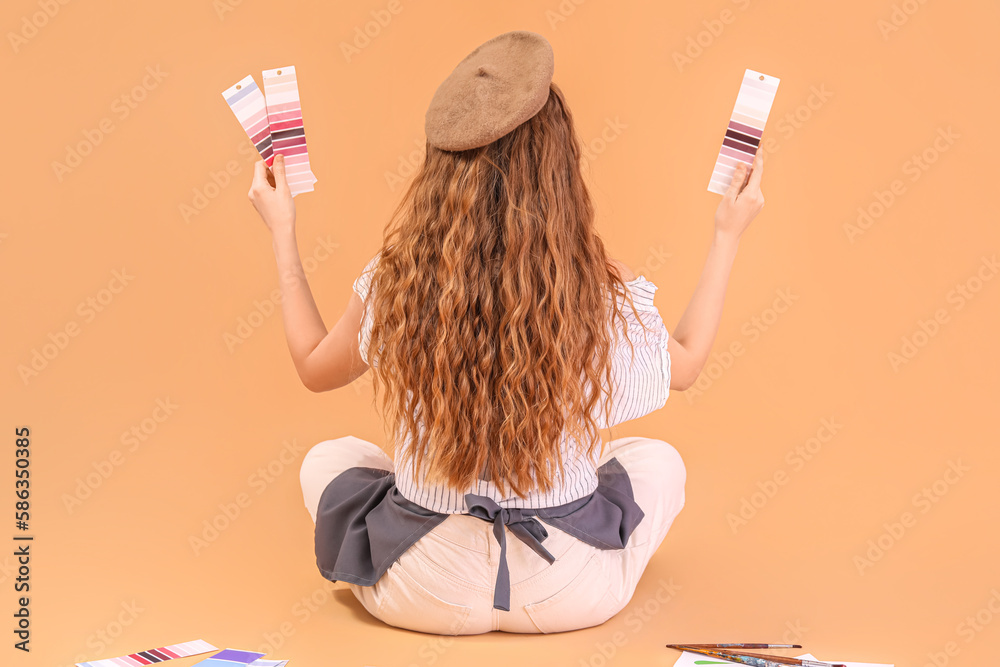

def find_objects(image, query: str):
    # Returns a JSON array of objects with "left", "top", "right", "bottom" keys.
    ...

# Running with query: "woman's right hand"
[{"left": 714, "top": 147, "right": 765, "bottom": 241}]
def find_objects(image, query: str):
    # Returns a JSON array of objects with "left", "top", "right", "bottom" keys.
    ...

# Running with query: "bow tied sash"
[{"left": 464, "top": 493, "right": 556, "bottom": 611}]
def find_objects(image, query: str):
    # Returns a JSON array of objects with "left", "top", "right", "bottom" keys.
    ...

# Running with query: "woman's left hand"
[{"left": 248, "top": 153, "right": 296, "bottom": 234}]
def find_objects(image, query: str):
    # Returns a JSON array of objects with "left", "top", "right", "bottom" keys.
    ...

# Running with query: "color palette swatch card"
[
  {"left": 247, "top": 660, "right": 288, "bottom": 667},
  {"left": 262, "top": 65, "right": 317, "bottom": 196},
  {"left": 707, "top": 68, "right": 780, "bottom": 195},
  {"left": 222, "top": 76, "right": 274, "bottom": 168},
  {"left": 191, "top": 648, "right": 266, "bottom": 666},
  {"left": 76, "top": 639, "right": 218, "bottom": 666}
]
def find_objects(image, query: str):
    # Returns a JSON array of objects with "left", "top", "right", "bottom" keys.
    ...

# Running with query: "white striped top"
[{"left": 352, "top": 252, "right": 671, "bottom": 514}]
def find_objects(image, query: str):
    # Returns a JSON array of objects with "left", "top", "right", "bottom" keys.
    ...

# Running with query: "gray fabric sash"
[
  {"left": 313, "top": 457, "right": 644, "bottom": 612},
  {"left": 463, "top": 494, "right": 556, "bottom": 611}
]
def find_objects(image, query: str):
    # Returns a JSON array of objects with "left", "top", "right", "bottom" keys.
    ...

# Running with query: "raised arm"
[
  {"left": 668, "top": 148, "right": 766, "bottom": 390},
  {"left": 247, "top": 154, "right": 369, "bottom": 392}
]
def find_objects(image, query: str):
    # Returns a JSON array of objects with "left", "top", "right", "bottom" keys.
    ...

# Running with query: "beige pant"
[{"left": 300, "top": 435, "right": 686, "bottom": 635}]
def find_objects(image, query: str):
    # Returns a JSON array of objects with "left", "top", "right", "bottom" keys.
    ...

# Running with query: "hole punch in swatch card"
[
  {"left": 262, "top": 65, "right": 317, "bottom": 196},
  {"left": 707, "top": 68, "right": 780, "bottom": 195},
  {"left": 222, "top": 76, "right": 274, "bottom": 167}
]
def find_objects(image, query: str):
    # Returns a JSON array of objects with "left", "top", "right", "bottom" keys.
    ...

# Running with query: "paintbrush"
[
  {"left": 667, "top": 644, "right": 803, "bottom": 649},
  {"left": 667, "top": 645, "right": 846, "bottom": 667}
]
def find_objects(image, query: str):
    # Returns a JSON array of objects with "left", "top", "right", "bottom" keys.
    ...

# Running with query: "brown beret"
[{"left": 425, "top": 30, "right": 555, "bottom": 152}]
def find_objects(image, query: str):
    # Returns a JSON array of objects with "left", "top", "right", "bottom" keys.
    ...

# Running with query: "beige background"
[{"left": 2, "top": 0, "right": 998, "bottom": 665}]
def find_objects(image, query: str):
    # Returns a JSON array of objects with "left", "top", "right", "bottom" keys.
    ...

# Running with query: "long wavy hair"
[{"left": 362, "top": 82, "right": 647, "bottom": 497}]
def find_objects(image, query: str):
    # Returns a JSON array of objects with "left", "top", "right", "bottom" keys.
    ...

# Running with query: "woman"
[{"left": 247, "top": 31, "right": 765, "bottom": 635}]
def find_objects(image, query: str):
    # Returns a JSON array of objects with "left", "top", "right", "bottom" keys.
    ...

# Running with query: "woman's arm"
[
  {"left": 270, "top": 228, "right": 369, "bottom": 391},
  {"left": 248, "top": 154, "right": 369, "bottom": 392},
  {"left": 668, "top": 148, "right": 766, "bottom": 390},
  {"left": 666, "top": 234, "right": 740, "bottom": 390}
]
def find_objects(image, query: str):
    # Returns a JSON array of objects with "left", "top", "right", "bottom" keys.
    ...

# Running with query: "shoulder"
[
  {"left": 605, "top": 259, "right": 660, "bottom": 312},
  {"left": 361, "top": 249, "right": 382, "bottom": 273},
  {"left": 353, "top": 251, "right": 383, "bottom": 300},
  {"left": 607, "top": 258, "right": 637, "bottom": 283},
  {"left": 361, "top": 248, "right": 388, "bottom": 279}
]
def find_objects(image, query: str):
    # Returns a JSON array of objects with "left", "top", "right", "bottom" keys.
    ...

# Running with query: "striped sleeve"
[
  {"left": 595, "top": 277, "right": 672, "bottom": 429},
  {"left": 352, "top": 252, "right": 381, "bottom": 367}
]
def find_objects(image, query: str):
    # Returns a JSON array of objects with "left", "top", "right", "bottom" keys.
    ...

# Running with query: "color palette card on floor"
[
  {"left": 222, "top": 65, "right": 317, "bottom": 197},
  {"left": 75, "top": 639, "right": 218, "bottom": 666},
  {"left": 191, "top": 648, "right": 266, "bottom": 666},
  {"left": 707, "top": 68, "right": 780, "bottom": 195},
  {"left": 672, "top": 650, "right": 892, "bottom": 667}
]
